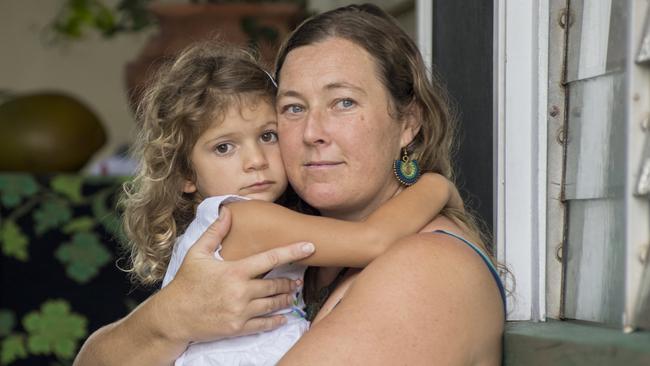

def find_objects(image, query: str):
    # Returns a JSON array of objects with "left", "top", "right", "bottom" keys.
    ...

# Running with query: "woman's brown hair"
[{"left": 274, "top": 4, "right": 508, "bottom": 305}]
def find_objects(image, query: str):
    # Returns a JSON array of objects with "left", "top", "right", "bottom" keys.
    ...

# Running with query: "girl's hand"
[
  {"left": 163, "top": 207, "right": 315, "bottom": 344},
  {"left": 417, "top": 173, "right": 464, "bottom": 211},
  {"left": 446, "top": 180, "right": 464, "bottom": 211}
]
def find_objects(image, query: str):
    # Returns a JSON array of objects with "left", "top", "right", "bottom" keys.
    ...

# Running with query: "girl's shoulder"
[
  {"left": 194, "top": 195, "right": 249, "bottom": 224},
  {"left": 197, "top": 195, "right": 249, "bottom": 212}
]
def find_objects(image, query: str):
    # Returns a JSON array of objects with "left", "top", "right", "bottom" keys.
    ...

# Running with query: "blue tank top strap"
[{"left": 431, "top": 229, "right": 507, "bottom": 315}]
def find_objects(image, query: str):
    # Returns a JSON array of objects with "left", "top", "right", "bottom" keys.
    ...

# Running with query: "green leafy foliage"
[
  {"left": 50, "top": 0, "right": 153, "bottom": 40},
  {"left": 33, "top": 199, "right": 72, "bottom": 236},
  {"left": 51, "top": 175, "right": 84, "bottom": 203},
  {"left": 22, "top": 300, "right": 87, "bottom": 360},
  {"left": 1, "top": 334, "right": 27, "bottom": 365},
  {"left": 62, "top": 216, "right": 96, "bottom": 234},
  {"left": 0, "top": 175, "right": 38, "bottom": 208},
  {"left": 0, "top": 175, "right": 138, "bottom": 364},
  {"left": 98, "top": 213, "right": 124, "bottom": 243},
  {"left": 1, "top": 221, "right": 29, "bottom": 261},
  {"left": 91, "top": 190, "right": 125, "bottom": 242},
  {"left": 55, "top": 232, "right": 112, "bottom": 283},
  {"left": 0, "top": 310, "right": 16, "bottom": 337}
]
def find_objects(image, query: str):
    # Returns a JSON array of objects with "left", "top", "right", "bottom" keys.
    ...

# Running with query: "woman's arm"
[
  {"left": 278, "top": 222, "right": 505, "bottom": 365},
  {"left": 74, "top": 214, "right": 315, "bottom": 366},
  {"left": 221, "top": 173, "right": 460, "bottom": 267}
]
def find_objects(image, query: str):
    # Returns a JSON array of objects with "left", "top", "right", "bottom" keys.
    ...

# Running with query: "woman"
[
  {"left": 75, "top": 4, "right": 504, "bottom": 365},
  {"left": 273, "top": 4, "right": 504, "bottom": 364}
]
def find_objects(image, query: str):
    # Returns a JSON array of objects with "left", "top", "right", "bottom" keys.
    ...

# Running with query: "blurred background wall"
[
  {"left": 0, "top": 0, "right": 154, "bottom": 169},
  {"left": 0, "top": 0, "right": 414, "bottom": 172}
]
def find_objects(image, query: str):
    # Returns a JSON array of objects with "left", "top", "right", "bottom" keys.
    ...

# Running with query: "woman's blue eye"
[
  {"left": 337, "top": 99, "right": 356, "bottom": 109},
  {"left": 284, "top": 104, "right": 304, "bottom": 114},
  {"left": 261, "top": 131, "right": 278, "bottom": 143}
]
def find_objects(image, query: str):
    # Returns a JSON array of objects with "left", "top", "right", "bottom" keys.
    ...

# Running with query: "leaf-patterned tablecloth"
[{"left": 0, "top": 174, "right": 153, "bottom": 365}]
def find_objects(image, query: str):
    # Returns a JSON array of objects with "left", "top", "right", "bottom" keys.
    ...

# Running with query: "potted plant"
[{"left": 49, "top": 0, "right": 305, "bottom": 108}]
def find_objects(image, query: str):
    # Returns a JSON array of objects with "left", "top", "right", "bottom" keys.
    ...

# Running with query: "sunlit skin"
[
  {"left": 276, "top": 38, "right": 420, "bottom": 222},
  {"left": 184, "top": 99, "right": 288, "bottom": 202}
]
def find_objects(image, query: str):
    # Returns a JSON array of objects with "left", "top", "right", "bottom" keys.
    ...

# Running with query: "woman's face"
[{"left": 277, "top": 37, "right": 418, "bottom": 220}]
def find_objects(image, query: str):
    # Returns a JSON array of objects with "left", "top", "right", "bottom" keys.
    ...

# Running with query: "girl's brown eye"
[
  {"left": 261, "top": 131, "right": 278, "bottom": 143},
  {"left": 215, "top": 143, "right": 232, "bottom": 154}
]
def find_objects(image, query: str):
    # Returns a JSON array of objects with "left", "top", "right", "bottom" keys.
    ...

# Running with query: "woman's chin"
[{"left": 299, "top": 186, "right": 348, "bottom": 211}]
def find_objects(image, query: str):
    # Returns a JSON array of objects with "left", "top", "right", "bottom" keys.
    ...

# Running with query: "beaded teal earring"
[{"left": 393, "top": 148, "right": 420, "bottom": 186}]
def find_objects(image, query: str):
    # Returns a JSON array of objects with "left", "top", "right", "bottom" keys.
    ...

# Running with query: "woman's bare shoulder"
[
  {"left": 373, "top": 227, "right": 504, "bottom": 321},
  {"left": 280, "top": 223, "right": 504, "bottom": 365}
]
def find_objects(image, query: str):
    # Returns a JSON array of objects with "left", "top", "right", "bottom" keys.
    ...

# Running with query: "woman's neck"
[{"left": 320, "top": 183, "right": 404, "bottom": 222}]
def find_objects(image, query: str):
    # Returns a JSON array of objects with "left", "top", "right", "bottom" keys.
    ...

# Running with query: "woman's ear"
[
  {"left": 399, "top": 104, "right": 422, "bottom": 148},
  {"left": 183, "top": 179, "right": 197, "bottom": 194}
]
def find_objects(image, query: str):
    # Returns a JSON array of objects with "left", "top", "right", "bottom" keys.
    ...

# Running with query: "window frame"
[
  {"left": 493, "top": 0, "right": 549, "bottom": 321},
  {"left": 490, "top": 0, "right": 650, "bottom": 328}
]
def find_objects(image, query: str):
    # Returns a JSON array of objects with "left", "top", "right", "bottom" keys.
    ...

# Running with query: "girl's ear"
[
  {"left": 399, "top": 104, "right": 422, "bottom": 148},
  {"left": 183, "top": 179, "right": 197, "bottom": 194}
]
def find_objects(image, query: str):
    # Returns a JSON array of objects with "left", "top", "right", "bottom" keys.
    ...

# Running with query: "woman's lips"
[{"left": 304, "top": 161, "right": 344, "bottom": 169}]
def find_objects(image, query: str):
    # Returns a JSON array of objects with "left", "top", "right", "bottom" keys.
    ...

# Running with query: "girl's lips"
[{"left": 243, "top": 181, "right": 274, "bottom": 191}]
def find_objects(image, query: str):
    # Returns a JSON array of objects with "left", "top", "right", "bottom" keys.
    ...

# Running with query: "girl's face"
[{"left": 184, "top": 99, "right": 288, "bottom": 202}]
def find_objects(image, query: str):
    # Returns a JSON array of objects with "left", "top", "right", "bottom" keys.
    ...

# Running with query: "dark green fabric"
[{"left": 0, "top": 173, "right": 153, "bottom": 365}]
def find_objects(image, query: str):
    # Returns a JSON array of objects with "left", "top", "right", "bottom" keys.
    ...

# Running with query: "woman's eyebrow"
[
  {"left": 325, "top": 82, "right": 367, "bottom": 95},
  {"left": 276, "top": 90, "right": 303, "bottom": 99},
  {"left": 277, "top": 82, "right": 367, "bottom": 99}
]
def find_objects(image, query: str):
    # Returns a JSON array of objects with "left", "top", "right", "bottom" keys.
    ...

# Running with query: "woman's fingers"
[
  {"left": 237, "top": 242, "right": 315, "bottom": 277},
  {"left": 246, "top": 293, "right": 294, "bottom": 318},
  {"left": 239, "top": 315, "right": 288, "bottom": 336},
  {"left": 248, "top": 278, "right": 299, "bottom": 299},
  {"left": 188, "top": 206, "right": 232, "bottom": 256},
  {"left": 170, "top": 215, "right": 313, "bottom": 342}
]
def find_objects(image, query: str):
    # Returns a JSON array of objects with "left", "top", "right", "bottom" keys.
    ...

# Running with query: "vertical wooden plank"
[
  {"left": 546, "top": 0, "right": 570, "bottom": 320},
  {"left": 626, "top": 0, "right": 650, "bottom": 331}
]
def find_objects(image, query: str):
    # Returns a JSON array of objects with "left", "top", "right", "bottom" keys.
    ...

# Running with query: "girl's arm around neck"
[{"left": 220, "top": 173, "right": 460, "bottom": 267}]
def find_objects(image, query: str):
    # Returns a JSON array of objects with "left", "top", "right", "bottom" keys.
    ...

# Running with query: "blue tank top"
[{"left": 432, "top": 230, "right": 507, "bottom": 315}]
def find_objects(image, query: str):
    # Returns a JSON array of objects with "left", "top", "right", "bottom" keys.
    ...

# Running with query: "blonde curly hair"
[{"left": 121, "top": 41, "right": 277, "bottom": 286}]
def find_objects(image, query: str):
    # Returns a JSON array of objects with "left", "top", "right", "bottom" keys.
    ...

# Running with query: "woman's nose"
[
  {"left": 243, "top": 145, "right": 269, "bottom": 171},
  {"left": 303, "top": 109, "right": 329, "bottom": 146}
]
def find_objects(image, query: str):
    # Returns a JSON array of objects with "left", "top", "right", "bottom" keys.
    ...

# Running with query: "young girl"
[{"left": 122, "top": 41, "right": 462, "bottom": 365}]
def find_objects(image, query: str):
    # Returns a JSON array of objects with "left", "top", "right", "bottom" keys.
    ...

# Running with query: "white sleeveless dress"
[{"left": 162, "top": 195, "right": 309, "bottom": 366}]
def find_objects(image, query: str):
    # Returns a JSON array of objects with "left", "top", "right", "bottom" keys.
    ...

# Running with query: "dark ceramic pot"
[
  {"left": 0, "top": 93, "right": 107, "bottom": 172},
  {"left": 124, "top": 3, "right": 302, "bottom": 110}
]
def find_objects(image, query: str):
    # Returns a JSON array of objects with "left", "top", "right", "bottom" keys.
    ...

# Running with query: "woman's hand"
[
  {"left": 74, "top": 206, "right": 315, "bottom": 366},
  {"left": 164, "top": 206, "right": 315, "bottom": 344}
]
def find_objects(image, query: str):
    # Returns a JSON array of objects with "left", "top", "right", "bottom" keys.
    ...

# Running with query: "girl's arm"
[{"left": 220, "top": 173, "right": 461, "bottom": 267}]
